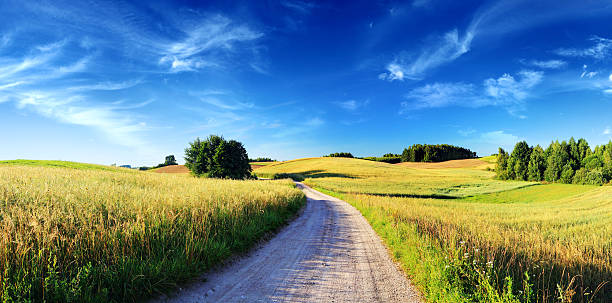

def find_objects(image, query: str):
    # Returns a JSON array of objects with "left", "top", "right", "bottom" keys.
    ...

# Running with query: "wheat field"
[
  {"left": 0, "top": 164, "right": 305, "bottom": 302},
  {"left": 259, "top": 157, "right": 612, "bottom": 302}
]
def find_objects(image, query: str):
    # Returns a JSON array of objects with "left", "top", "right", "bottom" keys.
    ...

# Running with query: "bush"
[
  {"left": 184, "top": 135, "right": 252, "bottom": 179},
  {"left": 573, "top": 168, "right": 605, "bottom": 185}
]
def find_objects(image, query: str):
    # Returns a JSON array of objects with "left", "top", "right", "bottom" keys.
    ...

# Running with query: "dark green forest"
[
  {"left": 496, "top": 138, "right": 612, "bottom": 185},
  {"left": 401, "top": 144, "right": 477, "bottom": 162}
]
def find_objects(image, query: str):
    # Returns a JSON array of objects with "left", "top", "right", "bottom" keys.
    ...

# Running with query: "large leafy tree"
[
  {"left": 184, "top": 135, "right": 252, "bottom": 179},
  {"left": 509, "top": 141, "right": 531, "bottom": 181}
]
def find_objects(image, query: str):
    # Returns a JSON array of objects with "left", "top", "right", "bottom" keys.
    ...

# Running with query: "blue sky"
[{"left": 1, "top": 0, "right": 612, "bottom": 165}]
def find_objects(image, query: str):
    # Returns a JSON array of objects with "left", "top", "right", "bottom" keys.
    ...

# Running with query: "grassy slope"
[
  {"left": 260, "top": 157, "right": 611, "bottom": 302},
  {"left": 0, "top": 159, "right": 122, "bottom": 171},
  {"left": 0, "top": 164, "right": 305, "bottom": 302},
  {"left": 256, "top": 157, "right": 532, "bottom": 197}
]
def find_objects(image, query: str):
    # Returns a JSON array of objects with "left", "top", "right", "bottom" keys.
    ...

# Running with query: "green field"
[
  {"left": 259, "top": 157, "right": 612, "bottom": 302},
  {"left": 0, "top": 163, "right": 305, "bottom": 302},
  {"left": 0, "top": 159, "right": 123, "bottom": 171},
  {"left": 256, "top": 157, "right": 532, "bottom": 197}
]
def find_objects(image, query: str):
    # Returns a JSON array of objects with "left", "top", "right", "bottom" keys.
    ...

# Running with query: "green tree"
[
  {"left": 560, "top": 164, "right": 574, "bottom": 184},
  {"left": 496, "top": 148, "right": 509, "bottom": 180},
  {"left": 164, "top": 155, "right": 177, "bottom": 166},
  {"left": 184, "top": 138, "right": 207, "bottom": 175},
  {"left": 184, "top": 135, "right": 252, "bottom": 179},
  {"left": 509, "top": 141, "right": 531, "bottom": 181},
  {"left": 544, "top": 141, "right": 568, "bottom": 182},
  {"left": 527, "top": 145, "right": 546, "bottom": 181},
  {"left": 209, "top": 140, "right": 252, "bottom": 179}
]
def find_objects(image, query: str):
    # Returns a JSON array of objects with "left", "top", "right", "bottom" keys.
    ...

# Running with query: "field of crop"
[
  {"left": 0, "top": 163, "right": 305, "bottom": 302},
  {"left": 260, "top": 157, "right": 612, "bottom": 302},
  {"left": 256, "top": 157, "right": 531, "bottom": 198}
]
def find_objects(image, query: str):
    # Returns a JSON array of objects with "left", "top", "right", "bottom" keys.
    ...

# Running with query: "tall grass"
[
  {"left": 0, "top": 165, "right": 305, "bottom": 302},
  {"left": 335, "top": 186, "right": 611, "bottom": 302}
]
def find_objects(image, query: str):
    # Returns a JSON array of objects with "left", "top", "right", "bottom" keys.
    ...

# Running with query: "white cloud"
[
  {"left": 159, "top": 15, "right": 263, "bottom": 72},
  {"left": 458, "top": 128, "right": 476, "bottom": 137},
  {"left": 555, "top": 36, "right": 612, "bottom": 60},
  {"left": 336, "top": 100, "right": 369, "bottom": 111},
  {"left": 381, "top": 1, "right": 612, "bottom": 81},
  {"left": 603, "top": 126, "right": 611, "bottom": 135},
  {"left": 305, "top": 117, "right": 324, "bottom": 127},
  {"left": 528, "top": 59, "right": 567, "bottom": 69},
  {"left": 480, "top": 130, "right": 519, "bottom": 146},
  {"left": 609, "top": 73, "right": 612, "bottom": 81},
  {"left": 380, "top": 29, "right": 474, "bottom": 81},
  {"left": 0, "top": 81, "right": 26, "bottom": 90},
  {"left": 67, "top": 80, "right": 142, "bottom": 92},
  {"left": 192, "top": 90, "right": 255, "bottom": 110},
  {"left": 16, "top": 92, "right": 150, "bottom": 148},
  {"left": 402, "top": 70, "right": 543, "bottom": 115},
  {"left": 403, "top": 82, "right": 476, "bottom": 110},
  {"left": 484, "top": 70, "right": 543, "bottom": 102}
]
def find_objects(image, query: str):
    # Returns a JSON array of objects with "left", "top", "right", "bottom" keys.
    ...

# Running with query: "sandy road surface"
[{"left": 154, "top": 182, "right": 421, "bottom": 303}]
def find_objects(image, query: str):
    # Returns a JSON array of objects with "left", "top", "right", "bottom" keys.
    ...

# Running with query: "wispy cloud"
[
  {"left": 305, "top": 117, "right": 324, "bottom": 127},
  {"left": 555, "top": 36, "right": 612, "bottom": 60},
  {"left": 191, "top": 90, "right": 255, "bottom": 110},
  {"left": 336, "top": 100, "right": 369, "bottom": 111},
  {"left": 403, "top": 82, "right": 476, "bottom": 109},
  {"left": 15, "top": 91, "right": 151, "bottom": 149},
  {"left": 603, "top": 126, "right": 611, "bottom": 135},
  {"left": 280, "top": 0, "right": 316, "bottom": 14},
  {"left": 67, "top": 80, "right": 143, "bottom": 92},
  {"left": 159, "top": 15, "right": 263, "bottom": 72},
  {"left": 484, "top": 70, "right": 543, "bottom": 103},
  {"left": 379, "top": 28, "right": 474, "bottom": 81},
  {"left": 480, "top": 130, "right": 519, "bottom": 146},
  {"left": 402, "top": 70, "right": 543, "bottom": 116},
  {"left": 380, "top": 1, "right": 612, "bottom": 81},
  {"left": 525, "top": 59, "right": 567, "bottom": 69}
]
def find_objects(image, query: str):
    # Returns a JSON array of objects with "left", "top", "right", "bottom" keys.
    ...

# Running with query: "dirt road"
[{"left": 155, "top": 182, "right": 421, "bottom": 303}]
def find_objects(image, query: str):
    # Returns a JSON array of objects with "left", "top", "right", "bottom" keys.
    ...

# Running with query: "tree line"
[
  {"left": 496, "top": 138, "right": 612, "bottom": 185},
  {"left": 324, "top": 152, "right": 354, "bottom": 158},
  {"left": 249, "top": 157, "right": 276, "bottom": 162},
  {"left": 401, "top": 144, "right": 477, "bottom": 162}
]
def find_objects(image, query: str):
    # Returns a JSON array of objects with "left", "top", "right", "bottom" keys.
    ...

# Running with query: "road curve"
[{"left": 154, "top": 182, "right": 422, "bottom": 303}]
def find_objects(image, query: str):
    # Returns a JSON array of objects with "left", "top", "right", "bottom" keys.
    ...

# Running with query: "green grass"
[
  {"left": 0, "top": 164, "right": 305, "bottom": 302},
  {"left": 0, "top": 159, "right": 122, "bottom": 171},
  {"left": 264, "top": 157, "right": 612, "bottom": 302}
]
